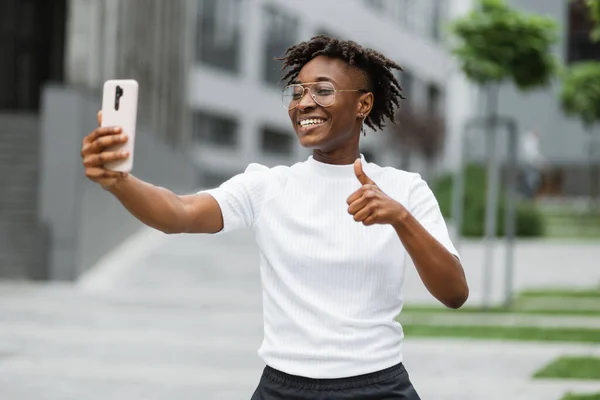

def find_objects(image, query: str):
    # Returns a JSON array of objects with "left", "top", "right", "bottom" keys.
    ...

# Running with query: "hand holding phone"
[
  {"left": 81, "top": 111, "right": 129, "bottom": 189},
  {"left": 80, "top": 79, "right": 139, "bottom": 189},
  {"left": 100, "top": 79, "right": 139, "bottom": 173}
]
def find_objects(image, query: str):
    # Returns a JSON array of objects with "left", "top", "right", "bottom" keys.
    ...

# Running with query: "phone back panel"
[{"left": 101, "top": 79, "right": 139, "bottom": 173}]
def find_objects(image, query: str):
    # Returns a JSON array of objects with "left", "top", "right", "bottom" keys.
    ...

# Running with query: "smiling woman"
[{"left": 80, "top": 34, "right": 468, "bottom": 400}]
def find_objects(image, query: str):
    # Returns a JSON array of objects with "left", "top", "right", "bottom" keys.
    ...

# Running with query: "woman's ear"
[{"left": 357, "top": 92, "right": 374, "bottom": 118}]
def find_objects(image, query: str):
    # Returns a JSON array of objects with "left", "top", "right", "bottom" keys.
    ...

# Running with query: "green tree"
[
  {"left": 560, "top": 62, "right": 600, "bottom": 207},
  {"left": 448, "top": 0, "right": 560, "bottom": 231},
  {"left": 560, "top": 62, "right": 600, "bottom": 128},
  {"left": 583, "top": 0, "right": 600, "bottom": 41},
  {"left": 448, "top": 0, "right": 559, "bottom": 310},
  {"left": 449, "top": 0, "right": 559, "bottom": 90},
  {"left": 448, "top": 0, "right": 559, "bottom": 236}
]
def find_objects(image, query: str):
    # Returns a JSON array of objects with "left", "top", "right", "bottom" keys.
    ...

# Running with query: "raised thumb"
[{"left": 354, "top": 158, "right": 373, "bottom": 185}]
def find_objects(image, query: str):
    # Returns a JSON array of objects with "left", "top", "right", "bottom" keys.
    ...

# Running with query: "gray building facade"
[{"left": 2, "top": 0, "right": 597, "bottom": 281}]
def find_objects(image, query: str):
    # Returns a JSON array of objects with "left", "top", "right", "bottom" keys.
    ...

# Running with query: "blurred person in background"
[
  {"left": 520, "top": 128, "right": 546, "bottom": 199},
  {"left": 80, "top": 35, "right": 468, "bottom": 400}
]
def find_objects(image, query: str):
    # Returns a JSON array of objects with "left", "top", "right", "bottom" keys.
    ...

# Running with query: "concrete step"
[
  {"left": 0, "top": 137, "right": 39, "bottom": 145},
  {"left": 0, "top": 174, "right": 39, "bottom": 187},
  {"left": 0, "top": 187, "right": 37, "bottom": 201},
  {"left": 0, "top": 184, "right": 37, "bottom": 194},
  {"left": 0, "top": 190, "right": 38, "bottom": 201},
  {"left": 0, "top": 151, "right": 39, "bottom": 160},
  {"left": 0, "top": 130, "right": 39, "bottom": 138},
  {"left": 0, "top": 207, "right": 38, "bottom": 217},
  {"left": 0, "top": 253, "right": 38, "bottom": 265},
  {"left": 0, "top": 159, "right": 38, "bottom": 165},
  {"left": 0, "top": 197, "right": 38, "bottom": 206},
  {"left": 0, "top": 153, "right": 39, "bottom": 161},
  {"left": 0, "top": 215, "right": 38, "bottom": 226},
  {"left": 0, "top": 264, "right": 31, "bottom": 280},
  {"left": 0, "top": 208, "right": 38, "bottom": 217},
  {"left": 0, "top": 142, "right": 39, "bottom": 150},
  {"left": 0, "top": 163, "right": 38, "bottom": 173},
  {"left": 0, "top": 139, "right": 39, "bottom": 147}
]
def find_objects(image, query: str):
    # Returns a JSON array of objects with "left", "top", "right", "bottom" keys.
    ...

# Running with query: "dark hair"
[{"left": 277, "top": 35, "right": 405, "bottom": 131}]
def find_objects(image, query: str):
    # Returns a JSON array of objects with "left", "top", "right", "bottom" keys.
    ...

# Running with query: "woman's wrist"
[{"left": 390, "top": 204, "right": 411, "bottom": 229}]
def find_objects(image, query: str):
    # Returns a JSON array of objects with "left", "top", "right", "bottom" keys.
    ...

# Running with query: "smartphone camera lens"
[{"left": 114, "top": 85, "right": 124, "bottom": 111}]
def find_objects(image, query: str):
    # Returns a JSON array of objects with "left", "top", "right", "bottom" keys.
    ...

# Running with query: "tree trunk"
[{"left": 482, "top": 84, "right": 500, "bottom": 311}]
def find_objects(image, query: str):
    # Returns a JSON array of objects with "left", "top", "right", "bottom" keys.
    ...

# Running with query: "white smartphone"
[{"left": 101, "top": 79, "right": 139, "bottom": 173}]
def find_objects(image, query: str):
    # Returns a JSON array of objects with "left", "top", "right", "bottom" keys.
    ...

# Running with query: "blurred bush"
[{"left": 432, "top": 164, "right": 546, "bottom": 237}]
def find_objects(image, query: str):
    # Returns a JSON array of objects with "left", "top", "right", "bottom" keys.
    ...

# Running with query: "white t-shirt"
[{"left": 203, "top": 155, "right": 458, "bottom": 379}]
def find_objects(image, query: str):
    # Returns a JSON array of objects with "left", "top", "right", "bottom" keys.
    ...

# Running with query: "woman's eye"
[{"left": 316, "top": 89, "right": 334, "bottom": 96}]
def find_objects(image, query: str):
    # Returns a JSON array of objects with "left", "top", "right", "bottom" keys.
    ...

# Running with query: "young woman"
[{"left": 81, "top": 35, "right": 469, "bottom": 400}]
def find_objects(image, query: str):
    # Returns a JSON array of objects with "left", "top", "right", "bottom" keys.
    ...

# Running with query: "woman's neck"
[{"left": 312, "top": 148, "right": 360, "bottom": 165}]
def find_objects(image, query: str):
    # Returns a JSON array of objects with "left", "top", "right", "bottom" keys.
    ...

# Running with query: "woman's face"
[{"left": 287, "top": 56, "right": 372, "bottom": 153}]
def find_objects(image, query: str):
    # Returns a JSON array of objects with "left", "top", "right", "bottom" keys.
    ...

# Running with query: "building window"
[
  {"left": 363, "top": 0, "right": 386, "bottom": 12},
  {"left": 193, "top": 110, "right": 238, "bottom": 147},
  {"left": 567, "top": 0, "right": 600, "bottom": 63},
  {"left": 261, "top": 126, "right": 294, "bottom": 156},
  {"left": 0, "top": 0, "right": 66, "bottom": 110},
  {"left": 398, "top": 69, "right": 414, "bottom": 105},
  {"left": 195, "top": 0, "right": 242, "bottom": 73},
  {"left": 263, "top": 6, "right": 299, "bottom": 86},
  {"left": 431, "top": 0, "right": 445, "bottom": 42},
  {"left": 393, "top": 0, "right": 415, "bottom": 31},
  {"left": 426, "top": 83, "right": 442, "bottom": 115}
]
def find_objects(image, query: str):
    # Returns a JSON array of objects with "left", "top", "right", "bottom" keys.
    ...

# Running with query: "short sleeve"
[
  {"left": 199, "top": 163, "right": 274, "bottom": 234},
  {"left": 408, "top": 174, "right": 460, "bottom": 260}
]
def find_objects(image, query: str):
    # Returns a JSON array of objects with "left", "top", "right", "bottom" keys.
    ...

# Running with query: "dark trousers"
[{"left": 250, "top": 362, "right": 421, "bottom": 400}]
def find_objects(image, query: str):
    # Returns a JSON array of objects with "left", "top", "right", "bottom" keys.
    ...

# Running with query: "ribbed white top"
[{"left": 203, "top": 155, "right": 458, "bottom": 378}]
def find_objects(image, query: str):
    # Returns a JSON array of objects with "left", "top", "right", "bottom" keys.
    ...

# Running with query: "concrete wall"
[
  {"left": 0, "top": 114, "right": 47, "bottom": 279},
  {"left": 38, "top": 86, "right": 197, "bottom": 280},
  {"left": 65, "top": 0, "right": 189, "bottom": 146}
]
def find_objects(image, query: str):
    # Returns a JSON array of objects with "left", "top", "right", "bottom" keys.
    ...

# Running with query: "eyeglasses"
[{"left": 282, "top": 81, "right": 368, "bottom": 110}]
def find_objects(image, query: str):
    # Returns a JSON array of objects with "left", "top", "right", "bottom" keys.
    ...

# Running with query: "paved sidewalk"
[
  {"left": 0, "top": 228, "right": 598, "bottom": 399},
  {"left": 404, "top": 339, "right": 600, "bottom": 400},
  {"left": 403, "top": 238, "right": 600, "bottom": 307}
]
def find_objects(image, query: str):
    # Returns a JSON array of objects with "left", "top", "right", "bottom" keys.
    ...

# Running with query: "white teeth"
[{"left": 300, "top": 118, "right": 326, "bottom": 127}]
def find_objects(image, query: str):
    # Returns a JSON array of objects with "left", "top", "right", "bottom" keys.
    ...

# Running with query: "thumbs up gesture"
[{"left": 347, "top": 159, "right": 406, "bottom": 226}]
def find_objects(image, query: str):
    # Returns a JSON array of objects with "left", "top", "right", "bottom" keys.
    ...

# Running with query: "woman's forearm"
[
  {"left": 107, "top": 175, "right": 189, "bottom": 234},
  {"left": 392, "top": 210, "right": 469, "bottom": 309}
]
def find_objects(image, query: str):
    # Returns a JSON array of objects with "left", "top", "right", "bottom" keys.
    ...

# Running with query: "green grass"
[
  {"left": 401, "top": 305, "right": 600, "bottom": 317},
  {"left": 534, "top": 356, "right": 600, "bottom": 380},
  {"left": 562, "top": 394, "right": 600, "bottom": 400},
  {"left": 401, "top": 287, "right": 600, "bottom": 342},
  {"left": 402, "top": 286, "right": 600, "bottom": 316},
  {"left": 539, "top": 205, "right": 600, "bottom": 239},
  {"left": 519, "top": 289, "right": 600, "bottom": 299},
  {"left": 402, "top": 324, "right": 600, "bottom": 343}
]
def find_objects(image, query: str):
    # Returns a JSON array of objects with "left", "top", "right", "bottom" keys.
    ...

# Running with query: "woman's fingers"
[
  {"left": 82, "top": 134, "right": 128, "bottom": 155},
  {"left": 82, "top": 150, "right": 129, "bottom": 167},
  {"left": 82, "top": 126, "right": 122, "bottom": 152},
  {"left": 84, "top": 167, "right": 124, "bottom": 180}
]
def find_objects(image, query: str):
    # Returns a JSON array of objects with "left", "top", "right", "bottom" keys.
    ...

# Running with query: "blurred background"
[{"left": 0, "top": 0, "right": 599, "bottom": 399}]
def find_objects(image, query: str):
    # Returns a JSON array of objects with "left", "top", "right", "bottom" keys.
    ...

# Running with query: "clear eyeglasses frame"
[{"left": 281, "top": 81, "right": 368, "bottom": 110}]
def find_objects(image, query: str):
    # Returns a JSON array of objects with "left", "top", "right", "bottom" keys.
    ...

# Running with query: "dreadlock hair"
[{"left": 276, "top": 35, "right": 405, "bottom": 132}]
